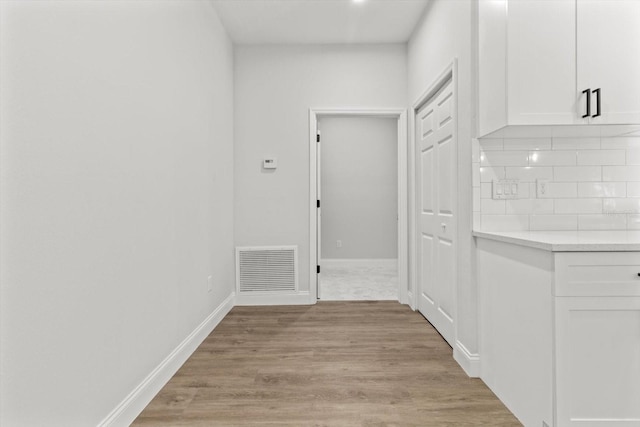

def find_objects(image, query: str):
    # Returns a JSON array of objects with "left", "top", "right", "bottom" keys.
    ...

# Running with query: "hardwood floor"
[{"left": 133, "top": 301, "right": 521, "bottom": 426}]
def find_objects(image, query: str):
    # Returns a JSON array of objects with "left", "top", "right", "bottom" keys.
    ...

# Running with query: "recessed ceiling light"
[{"left": 353, "top": 0, "right": 366, "bottom": 4}]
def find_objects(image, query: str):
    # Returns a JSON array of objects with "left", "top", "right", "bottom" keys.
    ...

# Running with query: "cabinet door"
[
  {"left": 507, "top": 0, "right": 580, "bottom": 125},
  {"left": 577, "top": 0, "right": 640, "bottom": 125},
  {"left": 478, "top": 0, "right": 508, "bottom": 136},
  {"left": 555, "top": 297, "right": 640, "bottom": 426}
]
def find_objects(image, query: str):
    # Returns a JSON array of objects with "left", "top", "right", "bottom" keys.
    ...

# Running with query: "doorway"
[
  {"left": 318, "top": 116, "right": 398, "bottom": 300},
  {"left": 308, "top": 109, "right": 408, "bottom": 304}
]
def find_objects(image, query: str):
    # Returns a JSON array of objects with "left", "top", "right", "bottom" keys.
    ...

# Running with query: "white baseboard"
[
  {"left": 399, "top": 288, "right": 410, "bottom": 306},
  {"left": 453, "top": 340, "right": 480, "bottom": 378},
  {"left": 97, "top": 292, "right": 236, "bottom": 427},
  {"left": 235, "top": 291, "right": 312, "bottom": 306},
  {"left": 407, "top": 291, "right": 415, "bottom": 310},
  {"left": 322, "top": 258, "right": 398, "bottom": 267}
]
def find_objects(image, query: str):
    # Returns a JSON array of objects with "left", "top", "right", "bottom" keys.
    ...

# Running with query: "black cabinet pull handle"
[
  {"left": 582, "top": 88, "right": 591, "bottom": 118},
  {"left": 592, "top": 88, "right": 601, "bottom": 118}
]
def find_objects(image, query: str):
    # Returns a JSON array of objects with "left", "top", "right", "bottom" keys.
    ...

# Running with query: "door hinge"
[
  {"left": 317, "top": 265, "right": 320, "bottom": 274},
  {"left": 317, "top": 200, "right": 320, "bottom": 208},
  {"left": 316, "top": 133, "right": 320, "bottom": 143}
]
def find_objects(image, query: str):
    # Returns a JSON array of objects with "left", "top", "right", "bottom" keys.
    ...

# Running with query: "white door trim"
[
  {"left": 409, "top": 59, "right": 458, "bottom": 316},
  {"left": 308, "top": 108, "right": 408, "bottom": 305}
]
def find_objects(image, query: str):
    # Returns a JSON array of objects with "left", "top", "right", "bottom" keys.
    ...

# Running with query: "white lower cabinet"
[
  {"left": 555, "top": 297, "right": 640, "bottom": 426},
  {"left": 554, "top": 252, "right": 640, "bottom": 427},
  {"left": 477, "top": 238, "right": 640, "bottom": 427}
]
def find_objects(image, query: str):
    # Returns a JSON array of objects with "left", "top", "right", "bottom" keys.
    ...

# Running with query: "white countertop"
[{"left": 473, "top": 230, "right": 640, "bottom": 252}]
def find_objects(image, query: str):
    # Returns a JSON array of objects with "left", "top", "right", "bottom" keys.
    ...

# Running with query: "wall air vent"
[{"left": 235, "top": 246, "right": 298, "bottom": 294}]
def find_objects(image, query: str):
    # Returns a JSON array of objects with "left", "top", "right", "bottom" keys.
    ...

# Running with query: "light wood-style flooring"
[{"left": 133, "top": 301, "right": 521, "bottom": 426}]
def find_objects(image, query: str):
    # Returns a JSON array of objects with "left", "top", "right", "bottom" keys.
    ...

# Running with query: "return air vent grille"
[{"left": 236, "top": 246, "right": 298, "bottom": 293}]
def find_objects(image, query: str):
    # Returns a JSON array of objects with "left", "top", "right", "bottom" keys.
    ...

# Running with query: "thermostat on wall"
[{"left": 263, "top": 157, "right": 277, "bottom": 169}]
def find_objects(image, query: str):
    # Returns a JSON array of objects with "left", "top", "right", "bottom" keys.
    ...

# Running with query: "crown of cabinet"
[{"left": 478, "top": 0, "right": 640, "bottom": 138}]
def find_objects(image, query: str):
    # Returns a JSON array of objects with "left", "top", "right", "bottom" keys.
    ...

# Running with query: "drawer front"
[{"left": 555, "top": 252, "right": 640, "bottom": 296}]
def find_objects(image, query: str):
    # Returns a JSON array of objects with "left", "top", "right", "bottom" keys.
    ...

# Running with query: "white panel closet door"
[{"left": 416, "top": 79, "right": 456, "bottom": 347}]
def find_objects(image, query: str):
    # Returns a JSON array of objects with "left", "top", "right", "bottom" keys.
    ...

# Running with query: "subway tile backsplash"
[
  {"left": 577, "top": 150, "right": 625, "bottom": 166},
  {"left": 473, "top": 136, "right": 640, "bottom": 231},
  {"left": 553, "top": 166, "right": 602, "bottom": 182},
  {"left": 577, "top": 182, "right": 626, "bottom": 198}
]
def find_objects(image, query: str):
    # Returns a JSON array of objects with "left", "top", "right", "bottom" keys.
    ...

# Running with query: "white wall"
[
  {"left": 0, "top": 1, "right": 235, "bottom": 425},
  {"left": 234, "top": 44, "right": 407, "bottom": 293},
  {"left": 474, "top": 136, "right": 640, "bottom": 231},
  {"left": 319, "top": 117, "right": 398, "bottom": 259},
  {"left": 408, "top": 0, "right": 478, "bottom": 363}
]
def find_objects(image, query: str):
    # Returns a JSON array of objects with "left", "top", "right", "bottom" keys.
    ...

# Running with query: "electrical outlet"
[
  {"left": 537, "top": 179, "right": 549, "bottom": 198},
  {"left": 207, "top": 275, "right": 213, "bottom": 293},
  {"left": 336, "top": 240, "right": 342, "bottom": 248}
]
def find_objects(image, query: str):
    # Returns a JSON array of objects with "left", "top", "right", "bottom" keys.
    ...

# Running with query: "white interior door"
[
  {"left": 416, "top": 78, "right": 456, "bottom": 347},
  {"left": 316, "top": 129, "right": 321, "bottom": 300}
]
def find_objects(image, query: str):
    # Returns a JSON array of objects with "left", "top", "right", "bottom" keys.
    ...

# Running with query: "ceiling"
[{"left": 209, "top": 0, "right": 430, "bottom": 45}]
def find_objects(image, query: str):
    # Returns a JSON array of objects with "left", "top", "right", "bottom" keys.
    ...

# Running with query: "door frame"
[
  {"left": 409, "top": 59, "right": 458, "bottom": 315},
  {"left": 308, "top": 108, "right": 408, "bottom": 305}
]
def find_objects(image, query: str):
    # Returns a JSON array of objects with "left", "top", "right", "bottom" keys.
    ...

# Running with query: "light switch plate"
[{"left": 492, "top": 179, "right": 519, "bottom": 200}]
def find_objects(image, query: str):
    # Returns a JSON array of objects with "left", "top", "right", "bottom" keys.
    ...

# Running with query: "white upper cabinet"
[
  {"left": 577, "top": 0, "right": 640, "bottom": 125},
  {"left": 508, "top": 0, "right": 579, "bottom": 127},
  {"left": 478, "top": 0, "right": 640, "bottom": 137}
]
